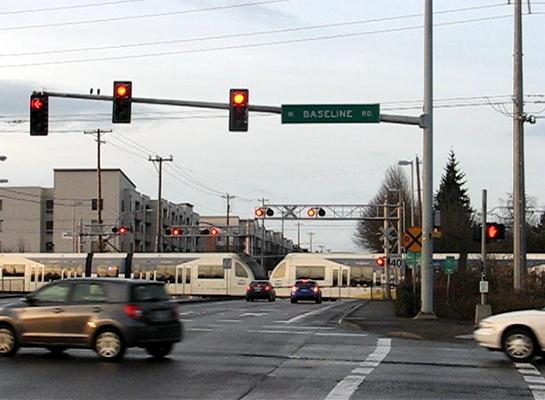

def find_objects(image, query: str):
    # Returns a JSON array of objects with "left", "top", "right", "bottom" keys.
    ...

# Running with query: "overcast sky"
[{"left": 0, "top": 0, "right": 544, "bottom": 252}]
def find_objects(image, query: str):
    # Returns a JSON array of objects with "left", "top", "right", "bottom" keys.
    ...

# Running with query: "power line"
[
  {"left": 2, "top": 13, "right": 539, "bottom": 69},
  {"left": 0, "top": 0, "right": 159, "bottom": 16},
  {"left": 0, "top": 3, "right": 509, "bottom": 58},
  {"left": 0, "top": 0, "right": 294, "bottom": 32}
]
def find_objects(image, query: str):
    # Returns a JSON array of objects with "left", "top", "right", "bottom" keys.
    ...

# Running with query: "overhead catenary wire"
[{"left": 0, "top": 0, "right": 161, "bottom": 16}]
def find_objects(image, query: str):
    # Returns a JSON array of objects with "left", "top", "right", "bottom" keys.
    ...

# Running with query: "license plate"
[
  {"left": 152, "top": 310, "right": 171, "bottom": 321},
  {"left": 254, "top": 288, "right": 262, "bottom": 291}
]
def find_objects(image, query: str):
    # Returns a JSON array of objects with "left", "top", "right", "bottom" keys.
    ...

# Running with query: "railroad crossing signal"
[
  {"left": 255, "top": 207, "right": 274, "bottom": 218},
  {"left": 229, "top": 89, "right": 249, "bottom": 132},
  {"left": 165, "top": 227, "right": 183, "bottom": 236},
  {"left": 30, "top": 93, "right": 49, "bottom": 136},
  {"left": 112, "top": 81, "right": 132, "bottom": 123},
  {"left": 402, "top": 226, "right": 422, "bottom": 253},
  {"left": 112, "top": 226, "right": 130, "bottom": 234}
]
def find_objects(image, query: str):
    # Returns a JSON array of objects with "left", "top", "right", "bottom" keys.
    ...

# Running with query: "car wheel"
[
  {"left": 503, "top": 328, "right": 537, "bottom": 363},
  {"left": 146, "top": 342, "right": 173, "bottom": 359},
  {"left": 316, "top": 298, "right": 322, "bottom": 304},
  {"left": 94, "top": 330, "right": 125, "bottom": 361},
  {"left": 0, "top": 326, "right": 18, "bottom": 358},
  {"left": 272, "top": 296, "right": 276, "bottom": 302}
]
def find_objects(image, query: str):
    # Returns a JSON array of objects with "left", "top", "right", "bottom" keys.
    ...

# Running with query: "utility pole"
[
  {"left": 513, "top": 0, "right": 526, "bottom": 290},
  {"left": 308, "top": 232, "right": 315, "bottom": 253},
  {"left": 260, "top": 198, "right": 268, "bottom": 268},
  {"left": 416, "top": 155, "right": 422, "bottom": 226},
  {"left": 418, "top": 0, "right": 435, "bottom": 317},
  {"left": 84, "top": 128, "right": 111, "bottom": 253},
  {"left": 149, "top": 155, "right": 173, "bottom": 253},
  {"left": 297, "top": 223, "right": 301, "bottom": 247},
  {"left": 383, "top": 195, "right": 391, "bottom": 300},
  {"left": 223, "top": 193, "right": 235, "bottom": 252}
]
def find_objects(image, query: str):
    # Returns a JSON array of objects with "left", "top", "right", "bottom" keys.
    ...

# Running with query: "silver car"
[{"left": 0, "top": 278, "right": 182, "bottom": 361}]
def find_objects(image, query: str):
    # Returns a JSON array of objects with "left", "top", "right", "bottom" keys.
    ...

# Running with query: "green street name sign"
[{"left": 281, "top": 104, "right": 380, "bottom": 124}]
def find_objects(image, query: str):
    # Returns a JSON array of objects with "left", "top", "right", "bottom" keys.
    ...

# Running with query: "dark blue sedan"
[{"left": 290, "top": 279, "right": 322, "bottom": 304}]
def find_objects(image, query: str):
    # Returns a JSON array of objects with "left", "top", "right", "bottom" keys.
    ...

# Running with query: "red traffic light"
[
  {"left": 31, "top": 98, "right": 44, "bottom": 110},
  {"left": 375, "top": 257, "right": 386, "bottom": 267},
  {"left": 231, "top": 90, "right": 248, "bottom": 106},
  {"left": 30, "top": 93, "right": 49, "bottom": 136},
  {"left": 113, "top": 81, "right": 132, "bottom": 123},
  {"left": 229, "top": 88, "right": 249, "bottom": 132},
  {"left": 112, "top": 226, "right": 129, "bottom": 234},
  {"left": 115, "top": 83, "right": 129, "bottom": 97}
]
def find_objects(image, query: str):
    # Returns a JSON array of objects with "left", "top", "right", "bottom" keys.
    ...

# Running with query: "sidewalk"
[{"left": 341, "top": 300, "right": 474, "bottom": 342}]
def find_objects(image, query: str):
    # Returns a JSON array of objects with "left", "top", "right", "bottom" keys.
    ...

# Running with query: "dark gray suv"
[{"left": 0, "top": 278, "right": 182, "bottom": 361}]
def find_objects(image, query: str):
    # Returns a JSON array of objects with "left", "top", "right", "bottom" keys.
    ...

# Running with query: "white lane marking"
[
  {"left": 325, "top": 338, "right": 391, "bottom": 400},
  {"left": 283, "top": 303, "right": 341, "bottom": 324},
  {"left": 179, "top": 311, "right": 194, "bottom": 316},
  {"left": 247, "top": 330, "right": 311, "bottom": 335},
  {"left": 454, "top": 334, "right": 474, "bottom": 339},
  {"left": 240, "top": 312, "right": 268, "bottom": 317},
  {"left": 218, "top": 319, "right": 242, "bottom": 323},
  {"left": 180, "top": 319, "right": 194, "bottom": 322},
  {"left": 263, "top": 325, "right": 335, "bottom": 330},
  {"left": 515, "top": 362, "right": 545, "bottom": 400},
  {"left": 315, "top": 333, "right": 368, "bottom": 337},
  {"left": 187, "top": 328, "right": 213, "bottom": 332}
]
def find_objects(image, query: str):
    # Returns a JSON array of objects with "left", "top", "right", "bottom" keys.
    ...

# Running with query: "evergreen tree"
[{"left": 433, "top": 150, "right": 475, "bottom": 261}]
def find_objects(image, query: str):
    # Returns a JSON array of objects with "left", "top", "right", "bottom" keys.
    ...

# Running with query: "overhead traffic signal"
[
  {"left": 30, "top": 93, "right": 49, "bottom": 136},
  {"left": 112, "top": 81, "right": 132, "bottom": 123},
  {"left": 112, "top": 226, "right": 130, "bottom": 234},
  {"left": 229, "top": 89, "right": 249, "bottom": 132}
]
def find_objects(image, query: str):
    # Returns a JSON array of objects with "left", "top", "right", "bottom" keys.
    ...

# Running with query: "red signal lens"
[
  {"left": 210, "top": 228, "right": 219, "bottom": 236},
  {"left": 487, "top": 225, "right": 498, "bottom": 239},
  {"left": 115, "top": 84, "right": 128, "bottom": 97},
  {"left": 255, "top": 208, "right": 265, "bottom": 217},
  {"left": 232, "top": 92, "right": 246, "bottom": 106},
  {"left": 376, "top": 257, "right": 385, "bottom": 267},
  {"left": 31, "top": 98, "right": 43, "bottom": 110},
  {"left": 307, "top": 208, "right": 316, "bottom": 217},
  {"left": 172, "top": 228, "right": 182, "bottom": 236}
]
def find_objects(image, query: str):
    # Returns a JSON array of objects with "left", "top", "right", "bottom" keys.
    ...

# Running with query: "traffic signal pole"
[{"left": 481, "top": 189, "right": 487, "bottom": 306}]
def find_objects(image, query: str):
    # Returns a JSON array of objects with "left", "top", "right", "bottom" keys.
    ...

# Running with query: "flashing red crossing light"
[
  {"left": 165, "top": 226, "right": 183, "bottom": 236},
  {"left": 112, "top": 226, "right": 130, "bottom": 234},
  {"left": 30, "top": 93, "right": 49, "bottom": 136},
  {"left": 229, "top": 89, "right": 249, "bottom": 132},
  {"left": 210, "top": 227, "right": 219, "bottom": 236},
  {"left": 255, "top": 207, "right": 274, "bottom": 218},
  {"left": 307, "top": 208, "right": 326, "bottom": 218},
  {"left": 375, "top": 257, "right": 386, "bottom": 267},
  {"left": 112, "top": 81, "right": 132, "bottom": 123}
]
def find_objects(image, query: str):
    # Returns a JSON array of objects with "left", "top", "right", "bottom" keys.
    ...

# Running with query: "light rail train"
[{"left": 1, "top": 252, "right": 544, "bottom": 298}]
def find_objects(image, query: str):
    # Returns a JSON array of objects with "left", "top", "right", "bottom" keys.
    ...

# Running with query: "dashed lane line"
[
  {"left": 246, "top": 330, "right": 367, "bottom": 337},
  {"left": 515, "top": 363, "right": 545, "bottom": 400},
  {"left": 263, "top": 325, "right": 335, "bottom": 330},
  {"left": 218, "top": 319, "right": 242, "bottom": 323},
  {"left": 325, "top": 338, "right": 391, "bottom": 400}
]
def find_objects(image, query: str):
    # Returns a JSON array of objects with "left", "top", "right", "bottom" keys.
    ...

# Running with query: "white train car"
[
  {"left": 0, "top": 252, "right": 257, "bottom": 296},
  {"left": 269, "top": 253, "right": 383, "bottom": 299}
]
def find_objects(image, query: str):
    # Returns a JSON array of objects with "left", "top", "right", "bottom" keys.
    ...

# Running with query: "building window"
[
  {"left": 0, "top": 199, "right": 3, "bottom": 211},
  {"left": 45, "top": 200, "right": 54, "bottom": 210},
  {"left": 91, "top": 199, "right": 103, "bottom": 211},
  {"left": 45, "top": 221, "right": 54, "bottom": 231},
  {"left": 121, "top": 200, "right": 125, "bottom": 212}
]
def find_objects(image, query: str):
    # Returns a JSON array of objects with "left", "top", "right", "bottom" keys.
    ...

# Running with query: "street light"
[{"left": 398, "top": 160, "right": 415, "bottom": 227}]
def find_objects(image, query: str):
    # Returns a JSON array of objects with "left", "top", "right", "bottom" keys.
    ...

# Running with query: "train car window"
[
  {"left": 271, "top": 263, "right": 286, "bottom": 279},
  {"left": 97, "top": 265, "right": 119, "bottom": 278},
  {"left": 44, "top": 265, "right": 62, "bottom": 281},
  {"left": 349, "top": 266, "right": 372, "bottom": 287},
  {"left": 1, "top": 265, "right": 25, "bottom": 277},
  {"left": 185, "top": 267, "right": 191, "bottom": 284},
  {"left": 235, "top": 262, "right": 248, "bottom": 278},
  {"left": 342, "top": 270, "right": 348, "bottom": 286},
  {"left": 295, "top": 266, "right": 325, "bottom": 280},
  {"left": 155, "top": 266, "right": 175, "bottom": 283},
  {"left": 198, "top": 265, "right": 224, "bottom": 279},
  {"left": 332, "top": 269, "right": 339, "bottom": 287}
]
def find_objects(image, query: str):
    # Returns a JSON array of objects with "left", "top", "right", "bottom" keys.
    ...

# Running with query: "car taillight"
[
  {"left": 291, "top": 286, "right": 297, "bottom": 292},
  {"left": 246, "top": 285, "right": 251, "bottom": 291},
  {"left": 313, "top": 287, "right": 319, "bottom": 293},
  {"left": 124, "top": 304, "right": 143, "bottom": 319},
  {"left": 265, "top": 285, "right": 271, "bottom": 291}
]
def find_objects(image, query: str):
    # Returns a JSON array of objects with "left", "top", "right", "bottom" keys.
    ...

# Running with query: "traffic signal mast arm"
[{"left": 38, "top": 90, "right": 423, "bottom": 126}]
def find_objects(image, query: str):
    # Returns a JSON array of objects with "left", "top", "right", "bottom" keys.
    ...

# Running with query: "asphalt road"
[{"left": 0, "top": 299, "right": 544, "bottom": 400}]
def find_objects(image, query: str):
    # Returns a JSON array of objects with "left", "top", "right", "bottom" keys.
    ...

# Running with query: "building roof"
[{"left": 54, "top": 168, "right": 137, "bottom": 189}]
